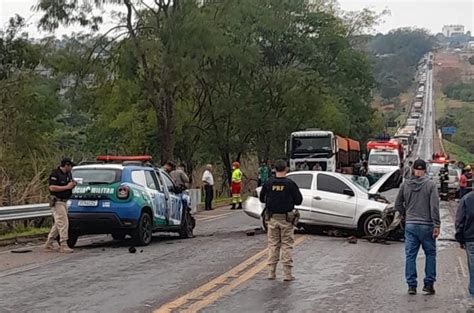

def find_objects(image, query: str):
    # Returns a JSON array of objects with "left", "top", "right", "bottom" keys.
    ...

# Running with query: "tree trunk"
[
  {"left": 152, "top": 83, "right": 176, "bottom": 165},
  {"left": 221, "top": 151, "right": 232, "bottom": 192}
]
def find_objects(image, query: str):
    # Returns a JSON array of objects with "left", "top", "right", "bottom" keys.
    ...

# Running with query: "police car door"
[
  {"left": 158, "top": 171, "right": 183, "bottom": 226},
  {"left": 144, "top": 170, "right": 167, "bottom": 223}
]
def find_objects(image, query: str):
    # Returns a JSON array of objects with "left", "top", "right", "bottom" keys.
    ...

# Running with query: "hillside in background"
[{"left": 434, "top": 50, "right": 474, "bottom": 160}]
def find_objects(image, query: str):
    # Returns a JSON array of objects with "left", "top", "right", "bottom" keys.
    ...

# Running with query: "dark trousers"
[{"left": 204, "top": 185, "right": 214, "bottom": 210}]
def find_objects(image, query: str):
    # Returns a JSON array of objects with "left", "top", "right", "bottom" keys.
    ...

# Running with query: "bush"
[{"left": 442, "top": 83, "right": 474, "bottom": 102}]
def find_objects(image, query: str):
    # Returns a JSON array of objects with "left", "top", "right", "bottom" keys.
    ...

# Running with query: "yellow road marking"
[
  {"left": 154, "top": 235, "right": 307, "bottom": 313},
  {"left": 196, "top": 212, "right": 235, "bottom": 222},
  {"left": 196, "top": 212, "right": 235, "bottom": 221}
]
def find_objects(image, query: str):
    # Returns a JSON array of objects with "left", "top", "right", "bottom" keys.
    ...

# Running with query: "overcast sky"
[{"left": 0, "top": 0, "right": 473, "bottom": 38}]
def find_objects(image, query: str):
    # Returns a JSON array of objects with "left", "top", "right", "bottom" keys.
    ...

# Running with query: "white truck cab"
[{"left": 368, "top": 149, "right": 400, "bottom": 179}]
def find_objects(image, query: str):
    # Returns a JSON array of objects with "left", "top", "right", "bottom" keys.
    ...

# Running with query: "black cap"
[
  {"left": 413, "top": 159, "right": 426, "bottom": 171},
  {"left": 61, "top": 157, "right": 75, "bottom": 166}
]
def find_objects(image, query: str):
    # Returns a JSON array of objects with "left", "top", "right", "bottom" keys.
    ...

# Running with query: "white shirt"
[{"left": 202, "top": 170, "right": 214, "bottom": 186}]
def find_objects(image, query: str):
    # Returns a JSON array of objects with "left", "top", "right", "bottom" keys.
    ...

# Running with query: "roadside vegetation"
[
  {"left": 442, "top": 83, "right": 474, "bottom": 102},
  {"left": 366, "top": 29, "right": 435, "bottom": 132},
  {"left": 443, "top": 140, "right": 474, "bottom": 164},
  {"left": 1, "top": 0, "right": 434, "bottom": 210},
  {"left": 1, "top": 0, "right": 384, "bottom": 207},
  {"left": 434, "top": 50, "right": 474, "bottom": 157},
  {"left": 0, "top": 226, "right": 50, "bottom": 240}
]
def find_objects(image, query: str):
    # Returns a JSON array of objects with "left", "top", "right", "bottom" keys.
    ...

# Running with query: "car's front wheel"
[
  {"left": 363, "top": 214, "right": 385, "bottom": 237},
  {"left": 132, "top": 211, "right": 153, "bottom": 246},
  {"left": 179, "top": 209, "right": 195, "bottom": 239}
]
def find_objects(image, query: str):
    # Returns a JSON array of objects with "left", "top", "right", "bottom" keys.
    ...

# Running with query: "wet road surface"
[
  {"left": 0, "top": 201, "right": 470, "bottom": 313},
  {"left": 2, "top": 65, "right": 469, "bottom": 313}
]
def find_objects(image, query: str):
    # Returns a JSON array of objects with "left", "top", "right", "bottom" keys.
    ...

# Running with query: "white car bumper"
[{"left": 243, "top": 196, "right": 264, "bottom": 219}]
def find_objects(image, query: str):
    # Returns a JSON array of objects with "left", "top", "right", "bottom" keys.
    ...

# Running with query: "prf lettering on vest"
[{"left": 272, "top": 185, "right": 285, "bottom": 191}]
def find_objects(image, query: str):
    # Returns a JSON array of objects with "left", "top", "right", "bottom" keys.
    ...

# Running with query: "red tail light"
[{"left": 117, "top": 185, "right": 130, "bottom": 199}]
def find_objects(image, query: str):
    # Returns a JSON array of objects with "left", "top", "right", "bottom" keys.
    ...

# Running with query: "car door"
[
  {"left": 312, "top": 173, "right": 357, "bottom": 227},
  {"left": 286, "top": 173, "right": 315, "bottom": 224},
  {"left": 159, "top": 171, "right": 183, "bottom": 226},
  {"left": 144, "top": 170, "right": 167, "bottom": 224}
]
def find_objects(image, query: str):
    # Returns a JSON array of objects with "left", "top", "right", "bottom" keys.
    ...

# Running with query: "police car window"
[
  {"left": 145, "top": 171, "right": 160, "bottom": 190},
  {"left": 317, "top": 174, "right": 351, "bottom": 194},
  {"left": 131, "top": 171, "right": 147, "bottom": 188},
  {"left": 155, "top": 171, "right": 166, "bottom": 191},
  {"left": 162, "top": 173, "right": 176, "bottom": 192},
  {"left": 288, "top": 174, "right": 313, "bottom": 189},
  {"left": 72, "top": 169, "right": 122, "bottom": 185}
]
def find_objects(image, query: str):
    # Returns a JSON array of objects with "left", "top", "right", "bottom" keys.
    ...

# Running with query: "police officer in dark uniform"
[
  {"left": 439, "top": 163, "right": 449, "bottom": 201},
  {"left": 44, "top": 158, "right": 76, "bottom": 253},
  {"left": 260, "top": 159, "right": 303, "bottom": 281}
]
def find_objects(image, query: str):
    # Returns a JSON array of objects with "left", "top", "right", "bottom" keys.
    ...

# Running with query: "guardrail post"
[{"left": 188, "top": 189, "right": 201, "bottom": 213}]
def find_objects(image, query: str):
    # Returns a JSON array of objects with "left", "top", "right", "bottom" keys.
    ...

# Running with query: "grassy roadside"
[
  {"left": 0, "top": 227, "right": 50, "bottom": 240},
  {"left": 443, "top": 139, "right": 474, "bottom": 164},
  {"left": 198, "top": 196, "right": 232, "bottom": 209}
]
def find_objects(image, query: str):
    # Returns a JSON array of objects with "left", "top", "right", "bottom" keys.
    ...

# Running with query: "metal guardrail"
[
  {"left": 0, "top": 189, "right": 206, "bottom": 221},
  {"left": 0, "top": 204, "right": 51, "bottom": 222}
]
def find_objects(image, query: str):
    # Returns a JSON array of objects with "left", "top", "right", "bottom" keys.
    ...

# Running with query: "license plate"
[{"left": 78, "top": 200, "right": 98, "bottom": 207}]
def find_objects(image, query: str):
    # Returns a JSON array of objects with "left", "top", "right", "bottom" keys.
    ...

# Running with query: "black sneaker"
[
  {"left": 422, "top": 285, "right": 435, "bottom": 295},
  {"left": 408, "top": 287, "right": 417, "bottom": 295}
]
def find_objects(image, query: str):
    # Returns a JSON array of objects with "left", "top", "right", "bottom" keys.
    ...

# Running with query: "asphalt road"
[
  {"left": 415, "top": 66, "right": 434, "bottom": 162},
  {"left": 0, "top": 201, "right": 469, "bottom": 313},
  {"left": 1, "top": 64, "right": 470, "bottom": 313}
]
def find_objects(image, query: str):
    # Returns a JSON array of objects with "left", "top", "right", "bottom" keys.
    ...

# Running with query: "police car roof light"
[{"left": 96, "top": 155, "right": 153, "bottom": 163}]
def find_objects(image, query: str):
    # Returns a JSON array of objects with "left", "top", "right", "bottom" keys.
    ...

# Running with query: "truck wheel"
[
  {"left": 67, "top": 234, "right": 79, "bottom": 248},
  {"left": 133, "top": 211, "right": 153, "bottom": 246},
  {"left": 179, "top": 209, "right": 194, "bottom": 239},
  {"left": 363, "top": 214, "right": 385, "bottom": 237}
]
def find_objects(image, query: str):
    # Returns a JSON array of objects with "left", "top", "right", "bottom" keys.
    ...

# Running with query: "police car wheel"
[
  {"left": 67, "top": 234, "right": 78, "bottom": 248},
  {"left": 111, "top": 233, "right": 126, "bottom": 241},
  {"left": 133, "top": 212, "right": 153, "bottom": 246},
  {"left": 179, "top": 210, "right": 194, "bottom": 239}
]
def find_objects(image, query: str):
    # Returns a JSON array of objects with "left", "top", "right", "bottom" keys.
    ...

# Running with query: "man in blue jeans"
[
  {"left": 455, "top": 191, "right": 474, "bottom": 303},
  {"left": 395, "top": 159, "right": 440, "bottom": 295}
]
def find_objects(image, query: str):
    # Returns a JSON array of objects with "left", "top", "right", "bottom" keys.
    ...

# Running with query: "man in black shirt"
[
  {"left": 260, "top": 159, "right": 303, "bottom": 281},
  {"left": 44, "top": 158, "right": 76, "bottom": 253}
]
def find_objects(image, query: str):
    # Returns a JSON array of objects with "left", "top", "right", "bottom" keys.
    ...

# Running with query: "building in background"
[{"left": 442, "top": 25, "right": 465, "bottom": 37}]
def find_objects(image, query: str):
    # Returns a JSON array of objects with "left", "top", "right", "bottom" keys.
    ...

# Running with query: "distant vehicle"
[
  {"left": 413, "top": 101, "right": 423, "bottom": 113},
  {"left": 410, "top": 112, "right": 422, "bottom": 120},
  {"left": 427, "top": 158, "right": 461, "bottom": 191},
  {"left": 393, "top": 133, "right": 413, "bottom": 157},
  {"left": 367, "top": 139, "right": 404, "bottom": 179},
  {"left": 243, "top": 170, "right": 402, "bottom": 237},
  {"left": 286, "top": 130, "right": 360, "bottom": 173},
  {"left": 68, "top": 156, "right": 195, "bottom": 247},
  {"left": 400, "top": 125, "right": 418, "bottom": 137},
  {"left": 406, "top": 118, "right": 421, "bottom": 134}
]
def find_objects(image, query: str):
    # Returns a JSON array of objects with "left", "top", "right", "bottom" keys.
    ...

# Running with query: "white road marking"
[{"left": 459, "top": 256, "right": 468, "bottom": 278}]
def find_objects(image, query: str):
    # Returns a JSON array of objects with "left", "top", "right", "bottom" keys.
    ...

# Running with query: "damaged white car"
[{"left": 243, "top": 170, "right": 401, "bottom": 237}]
